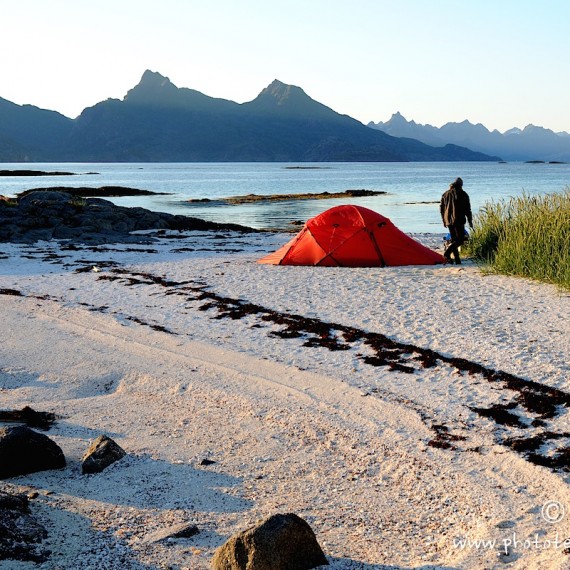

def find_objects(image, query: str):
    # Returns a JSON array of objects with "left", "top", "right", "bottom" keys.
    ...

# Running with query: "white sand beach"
[{"left": 1, "top": 230, "right": 570, "bottom": 570}]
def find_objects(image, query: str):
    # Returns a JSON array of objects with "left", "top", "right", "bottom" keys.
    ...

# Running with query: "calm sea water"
[{"left": 1, "top": 162, "right": 569, "bottom": 233}]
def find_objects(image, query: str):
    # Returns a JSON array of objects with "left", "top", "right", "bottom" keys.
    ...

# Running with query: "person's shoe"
[{"left": 455, "top": 258, "right": 462, "bottom": 265}]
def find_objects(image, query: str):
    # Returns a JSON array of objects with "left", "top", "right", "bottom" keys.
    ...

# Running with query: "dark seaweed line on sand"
[
  {"left": 0, "top": 285, "right": 176, "bottom": 336},
  {"left": 0, "top": 288, "right": 24, "bottom": 296},
  {"left": 4, "top": 271, "right": 569, "bottom": 470},
  {"left": 0, "top": 288, "right": 54, "bottom": 302},
  {"left": 95, "top": 269, "right": 570, "bottom": 471}
]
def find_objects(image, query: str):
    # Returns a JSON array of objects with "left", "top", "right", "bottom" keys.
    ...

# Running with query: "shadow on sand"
[
  {"left": 325, "top": 560, "right": 459, "bottom": 570},
  {"left": 11, "top": 453, "right": 252, "bottom": 513}
]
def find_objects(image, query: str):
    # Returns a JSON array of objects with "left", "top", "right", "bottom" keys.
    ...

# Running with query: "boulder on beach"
[
  {"left": 0, "top": 425, "right": 66, "bottom": 479},
  {"left": 0, "top": 490, "right": 49, "bottom": 563},
  {"left": 0, "top": 406, "right": 57, "bottom": 430},
  {"left": 81, "top": 434, "right": 126, "bottom": 474},
  {"left": 212, "top": 512, "right": 328, "bottom": 570}
]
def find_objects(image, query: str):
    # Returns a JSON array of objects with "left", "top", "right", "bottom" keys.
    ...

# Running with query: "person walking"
[{"left": 440, "top": 177, "right": 473, "bottom": 264}]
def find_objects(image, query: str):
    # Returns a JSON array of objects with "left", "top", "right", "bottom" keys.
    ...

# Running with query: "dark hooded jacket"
[{"left": 440, "top": 181, "right": 473, "bottom": 227}]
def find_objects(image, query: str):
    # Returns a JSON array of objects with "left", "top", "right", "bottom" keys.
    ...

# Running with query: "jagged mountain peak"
[
  {"left": 389, "top": 111, "right": 410, "bottom": 124},
  {"left": 522, "top": 124, "right": 553, "bottom": 134},
  {"left": 370, "top": 112, "right": 421, "bottom": 130},
  {"left": 255, "top": 79, "right": 311, "bottom": 107},
  {"left": 139, "top": 69, "right": 174, "bottom": 87},
  {"left": 369, "top": 112, "right": 570, "bottom": 161},
  {"left": 248, "top": 78, "right": 350, "bottom": 121},
  {"left": 123, "top": 70, "right": 178, "bottom": 104},
  {"left": 265, "top": 78, "right": 289, "bottom": 92},
  {"left": 121, "top": 70, "right": 237, "bottom": 112}
]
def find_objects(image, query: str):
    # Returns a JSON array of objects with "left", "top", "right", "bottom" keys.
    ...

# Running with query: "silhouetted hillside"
[
  {"left": 0, "top": 97, "right": 73, "bottom": 160},
  {"left": 369, "top": 112, "right": 570, "bottom": 161},
  {"left": 0, "top": 71, "right": 499, "bottom": 162}
]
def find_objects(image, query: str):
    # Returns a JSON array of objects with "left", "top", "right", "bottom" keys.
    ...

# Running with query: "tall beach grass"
[{"left": 467, "top": 189, "right": 570, "bottom": 289}]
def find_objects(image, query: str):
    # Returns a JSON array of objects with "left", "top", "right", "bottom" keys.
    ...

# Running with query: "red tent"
[{"left": 258, "top": 204, "right": 445, "bottom": 266}]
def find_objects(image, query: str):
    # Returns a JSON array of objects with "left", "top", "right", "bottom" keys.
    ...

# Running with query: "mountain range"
[
  {"left": 0, "top": 71, "right": 498, "bottom": 163},
  {"left": 369, "top": 112, "right": 570, "bottom": 162}
]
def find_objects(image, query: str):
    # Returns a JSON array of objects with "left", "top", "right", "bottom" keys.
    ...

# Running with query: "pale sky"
[{"left": 2, "top": 0, "right": 569, "bottom": 133}]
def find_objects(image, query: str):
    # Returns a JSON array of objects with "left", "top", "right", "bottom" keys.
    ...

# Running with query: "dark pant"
[{"left": 444, "top": 224, "right": 465, "bottom": 264}]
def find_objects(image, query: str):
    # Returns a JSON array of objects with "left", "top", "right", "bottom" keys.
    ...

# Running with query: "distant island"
[
  {"left": 283, "top": 166, "right": 333, "bottom": 170},
  {"left": 0, "top": 170, "right": 77, "bottom": 177},
  {"left": 16, "top": 187, "right": 170, "bottom": 198},
  {"left": 188, "top": 189, "right": 387, "bottom": 205}
]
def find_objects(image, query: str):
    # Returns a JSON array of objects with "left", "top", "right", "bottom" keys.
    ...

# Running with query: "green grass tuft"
[{"left": 467, "top": 189, "right": 570, "bottom": 289}]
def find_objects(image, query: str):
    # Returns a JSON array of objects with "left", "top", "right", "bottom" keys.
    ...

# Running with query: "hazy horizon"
[{"left": 4, "top": 69, "right": 570, "bottom": 139}]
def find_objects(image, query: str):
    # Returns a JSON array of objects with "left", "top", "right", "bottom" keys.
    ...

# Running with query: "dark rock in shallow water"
[
  {"left": 189, "top": 189, "right": 386, "bottom": 205},
  {"left": 0, "top": 490, "right": 49, "bottom": 563},
  {"left": 0, "top": 169, "right": 75, "bottom": 177},
  {"left": 17, "top": 186, "right": 170, "bottom": 197},
  {"left": 81, "top": 434, "right": 126, "bottom": 474},
  {"left": 17, "top": 190, "right": 72, "bottom": 205},
  {"left": 0, "top": 190, "right": 257, "bottom": 244},
  {"left": 212, "top": 512, "right": 328, "bottom": 570},
  {"left": 0, "top": 425, "right": 66, "bottom": 479}
]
